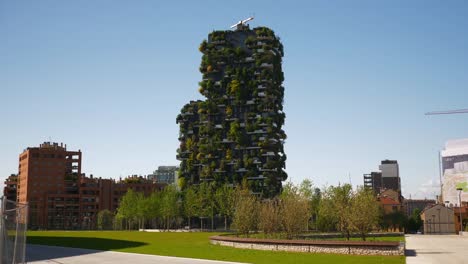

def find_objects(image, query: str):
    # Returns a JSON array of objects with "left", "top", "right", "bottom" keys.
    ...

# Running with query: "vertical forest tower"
[{"left": 176, "top": 22, "right": 287, "bottom": 197}]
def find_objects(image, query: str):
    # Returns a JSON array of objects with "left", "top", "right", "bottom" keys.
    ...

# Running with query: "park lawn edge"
[{"left": 27, "top": 231, "right": 405, "bottom": 264}]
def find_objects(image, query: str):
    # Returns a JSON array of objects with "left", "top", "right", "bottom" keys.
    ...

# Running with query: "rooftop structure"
[{"left": 176, "top": 24, "right": 287, "bottom": 197}]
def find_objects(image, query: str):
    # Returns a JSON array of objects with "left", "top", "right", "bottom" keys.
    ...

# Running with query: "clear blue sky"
[{"left": 2, "top": 1, "right": 468, "bottom": 199}]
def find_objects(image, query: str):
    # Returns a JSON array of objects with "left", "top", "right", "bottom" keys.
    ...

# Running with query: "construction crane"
[
  {"left": 230, "top": 17, "right": 254, "bottom": 30},
  {"left": 425, "top": 109, "right": 468, "bottom": 115}
]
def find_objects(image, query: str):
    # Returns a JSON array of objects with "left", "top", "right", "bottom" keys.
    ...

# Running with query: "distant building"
[
  {"left": 421, "top": 204, "right": 455, "bottom": 234},
  {"left": 364, "top": 160, "right": 401, "bottom": 194},
  {"left": 380, "top": 189, "right": 400, "bottom": 202},
  {"left": 3, "top": 174, "right": 18, "bottom": 202},
  {"left": 404, "top": 199, "right": 436, "bottom": 216},
  {"left": 364, "top": 172, "right": 383, "bottom": 194},
  {"left": 452, "top": 204, "right": 468, "bottom": 234},
  {"left": 378, "top": 195, "right": 402, "bottom": 215},
  {"left": 17, "top": 142, "right": 82, "bottom": 228},
  {"left": 147, "top": 166, "right": 179, "bottom": 185},
  {"left": 16, "top": 142, "right": 166, "bottom": 229},
  {"left": 441, "top": 138, "right": 468, "bottom": 205},
  {"left": 377, "top": 193, "right": 404, "bottom": 232}
]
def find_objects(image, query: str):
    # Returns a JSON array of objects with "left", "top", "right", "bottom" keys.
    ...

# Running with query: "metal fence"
[{"left": 0, "top": 197, "right": 28, "bottom": 264}]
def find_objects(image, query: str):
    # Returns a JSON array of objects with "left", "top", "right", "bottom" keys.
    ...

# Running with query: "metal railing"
[{"left": 0, "top": 197, "right": 28, "bottom": 264}]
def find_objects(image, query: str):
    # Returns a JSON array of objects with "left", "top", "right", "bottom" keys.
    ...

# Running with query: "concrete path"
[
  {"left": 405, "top": 234, "right": 468, "bottom": 264},
  {"left": 27, "top": 244, "right": 247, "bottom": 264}
]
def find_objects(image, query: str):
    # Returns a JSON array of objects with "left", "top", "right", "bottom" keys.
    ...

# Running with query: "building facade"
[
  {"left": 421, "top": 204, "right": 456, "bottom": 234},
  {"left": 15, "top": 142, "right": 165, "bottom": 229},
  {"left": 17, "top": 142, "right": 82, "bottom": 228},
  {"left": 441, "top": 138, "right": 468, "bottom": 205},
  {"left": 378, "top": 193, "right": 404, "bottom": 232},
  {"left": 404, "top": 199, "right": 436, "bottom": 216},
  {"left": 452, "top": 204, "right": 468, "bottom": 234},
  {"left": 364, "top": 160, "right": 401, "bottom": 194},
  {"left": 176, "top": 24, "right": 287, "bottom": 197},
  {"left": 147, "top": 166, "right": 178, "bottom": 185}
]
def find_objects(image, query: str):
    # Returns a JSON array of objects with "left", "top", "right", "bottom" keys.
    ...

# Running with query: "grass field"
[{"left": 27, "top": 231, "right": 405, "bottom": 264}]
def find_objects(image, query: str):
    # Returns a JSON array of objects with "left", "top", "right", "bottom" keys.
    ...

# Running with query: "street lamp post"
[{"left": 456, "top": 187, "right": 463, "bottom": 235}]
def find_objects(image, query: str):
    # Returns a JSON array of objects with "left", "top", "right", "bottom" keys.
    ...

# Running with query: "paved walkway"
[
  {"left": 27, "top": 244, "right": 247, "bottom": 264},
  {"left": 405, "top": 234, "right": 468, "bottom": 264}
]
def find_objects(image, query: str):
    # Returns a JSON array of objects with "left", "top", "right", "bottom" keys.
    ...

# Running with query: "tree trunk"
[
  {"left": 211, "top": 214, "right": 214, "bottom": 231},
  {"left": 201, "top": 218, "right": 203, "bottom": 232},
  {"left": 224, "top": 216, "right": 227, "bottom": 231},
  {"left": 188, "top": 217, "right": 191, "bottom": 229}
]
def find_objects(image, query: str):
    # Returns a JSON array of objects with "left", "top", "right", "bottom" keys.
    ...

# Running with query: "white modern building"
[{"left": 441, "top": 138, "right": 468, "bottom": 205}]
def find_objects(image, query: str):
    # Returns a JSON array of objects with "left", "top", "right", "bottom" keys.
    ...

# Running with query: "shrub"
[
  {"left": 259, "top": 199, "right": 281, "bottom": 236},
  {"left": 232, "top": 187, "right": 259, "bottom": 237}
]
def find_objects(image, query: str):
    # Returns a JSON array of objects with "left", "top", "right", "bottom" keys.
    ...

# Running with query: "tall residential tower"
[{"left": 176, "top": 23, "right": 287, "bottom": 197}]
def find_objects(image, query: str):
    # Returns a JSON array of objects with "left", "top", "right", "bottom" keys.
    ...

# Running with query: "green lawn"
[{"left": 27, "top": 231, "right": 405, "bottom": 264}]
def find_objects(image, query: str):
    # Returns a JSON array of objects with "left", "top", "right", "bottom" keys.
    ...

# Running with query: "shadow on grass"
[{"left": 27, "top": 236, "right": 147, "bottom": 262}]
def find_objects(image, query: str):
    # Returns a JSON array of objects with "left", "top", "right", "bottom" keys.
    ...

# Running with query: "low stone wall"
[
  {"left": 210, "top": 235, "right": 405, "bottom": 256},
  {"left": 298, "top": 232, "right": 404, "bottom": 240}
]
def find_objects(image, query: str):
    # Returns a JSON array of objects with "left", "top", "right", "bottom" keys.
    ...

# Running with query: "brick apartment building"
[
  {"left": 14, "top": 142, "right": 165, "bottom": 229},
  {"left": 3, "top": 174, "right": 18, "bottom": 202}
]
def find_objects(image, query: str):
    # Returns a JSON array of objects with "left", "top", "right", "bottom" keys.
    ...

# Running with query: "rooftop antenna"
[{"left": 230, "top": 17, "right": 254, "bottom": 31}]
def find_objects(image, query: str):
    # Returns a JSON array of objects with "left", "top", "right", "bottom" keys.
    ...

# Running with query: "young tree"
[
  {"left": 117, "top": 189, "right": 139, "bottom": 229},
  {"left": 232, "top": 185, "right": 259, "bottom": 237},
  {"left": 135, "top": 192, "right": 147, "bottom": 229},
  {"left": 146, "top": 191, "right": 162, "bottom": 229},
  {"left": 198, "top": 182, "right": 216, "bottom": 230},
  {"left": 310, "top": 187, "right": 321, "bottom": 230},
  {"left": 319, "top": 184, "right": 353, "bottom": 240},
  {"left": 259, "top": 199, "right": 281, "bottom": 237},
  {"left": 160, "top": 185, "right": 179, "bottom": 230},
  {"left": 215, "top": 184, "right": 235, "bottom": 230},
  {"left": 183, "top": 185, "right": 199, "bottom": 229},
  {"left": 97, "top": 209, "right": 114, "bottom": 230},
  {"left": 280, "top": 183, "right": 310, "bottom": 239},
  {"left": 299, "top": 179, "right": 314, "bottom": 200},
  {"left": 350, "top": 187, "right": 380, "bottom": 240},
  {"left": 298, "top": 179, "right": 315, "bottom": 230}
]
